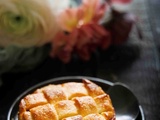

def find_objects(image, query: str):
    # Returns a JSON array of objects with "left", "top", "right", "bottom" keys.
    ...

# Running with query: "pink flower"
[
  {"left": 50, "top": 23, "right": 111, "bottom": 63},
  {"left": 107, "top": 0, "right": 132, "bottom": 4},
  {"left": 57, "top": 0, "right": 107, "bottom": 32},
  {"left": 50, "top": 31, "right": 73, "bottom": 63},
  {"left": 50, "top": 0, "right": 111, "bottom": 63},
  {"left": 112, "top": 0, "right": 132, "bottom": 4}
]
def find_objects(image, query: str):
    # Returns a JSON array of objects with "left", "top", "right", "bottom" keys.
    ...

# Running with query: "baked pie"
[{"left": 18, "top": 79, "right": 116, "bottom": 120}]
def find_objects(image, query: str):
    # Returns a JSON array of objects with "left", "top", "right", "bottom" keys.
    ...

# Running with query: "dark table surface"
[{"left": 0, "top": 0, "right": 160, "bottom": 120}]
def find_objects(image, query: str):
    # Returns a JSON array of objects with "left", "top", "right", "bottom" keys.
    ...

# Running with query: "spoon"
[{"left": 107, "top": 83, "right": 140, "bottom": 120}]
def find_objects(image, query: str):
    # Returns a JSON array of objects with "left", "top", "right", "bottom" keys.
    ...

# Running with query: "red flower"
[
  {"left": 50, "top": 0, "right": 134, "bottom": 63},
  {"left": 107, "top": 0, "right": 132, "bottom": 4},
  {"left": 112, "top": 0, "right": 132, "bottom": 4},
  {"left": 50, "top": 23, "right": 111, "bottom": 63},
  {"left": 50, "top": 0, "right": 111, "bottom": 63},
  {"left": 57, "top": 0, "right": 108, "bottom": 32}
]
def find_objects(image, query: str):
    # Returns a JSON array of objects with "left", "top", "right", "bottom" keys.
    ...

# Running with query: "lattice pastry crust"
[{"left": 18, "top": 79, "right": 116, "bottom": 120}]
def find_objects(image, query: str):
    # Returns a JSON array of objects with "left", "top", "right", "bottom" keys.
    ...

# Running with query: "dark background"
[{"left": 0, "top": 0, "right": 160, "bottom": 120}]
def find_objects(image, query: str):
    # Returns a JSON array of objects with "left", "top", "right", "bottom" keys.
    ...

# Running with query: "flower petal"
[
  {"left": 0, "top": 0, "right": 62, "bottom": 47},
  {"left": 111, "top": 0, "right": 132, "bottom": 4}
]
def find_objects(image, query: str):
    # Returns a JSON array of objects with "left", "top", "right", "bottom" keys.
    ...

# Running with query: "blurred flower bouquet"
[
  {"left": 49, "top": 0, "right": 138, "bottom": 63},
  {"left": 0, "top": 0, "right": 138, "bottom": 73}
]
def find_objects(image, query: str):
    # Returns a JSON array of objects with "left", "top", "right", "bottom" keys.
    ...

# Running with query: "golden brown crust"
[
  {"left": 73, "top": 96, "right": 98, "bottom": 117},
  {"left": 101, "top": 112, "right": 116, "bottom": 120},
  {"left": 62, "top": 82, "right": 88, "bottom": 99},
  {"left": 62, "top": 115, "right": 83, "bottom": 120},
  {"left": 20, "top": 112, "right": 32, "bottom": 120},
  {"left": 38, "top": 85, "right": 67, "bottom": 104},
  {"left": 18, "top": 79, "right": 116, "bottom": 120},
  {"left": 83, "top": 113, "right": 106, "bottom": 120},
  {"left": 30, "top": 104, "right": 58, "bottom": 120},
  {"left": 54, "top": 100, "right": 78, "bottom": 119},
  {"left": 94, "top": 94, "right": 114, "bottom": 113},
  {"left": 82, "top": 79, "right": 105, "bottom": 97},
  {"left": 19, "top": 93, "right": 48, "bottom": 113}
]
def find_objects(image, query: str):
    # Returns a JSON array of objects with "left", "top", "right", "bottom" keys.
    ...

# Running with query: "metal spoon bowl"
[{"left": 107, "top": 83, "right": 140, "bottom": 120}]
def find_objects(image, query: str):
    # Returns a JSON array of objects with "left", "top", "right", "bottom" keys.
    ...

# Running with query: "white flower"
[{"left": 0, "top": 0, "right": 70, "bottom": 47}]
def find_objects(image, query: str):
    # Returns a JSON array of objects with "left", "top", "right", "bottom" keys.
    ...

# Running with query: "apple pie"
[{"left": 18, "top": 79, "right": 116, "bottom": 120}]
